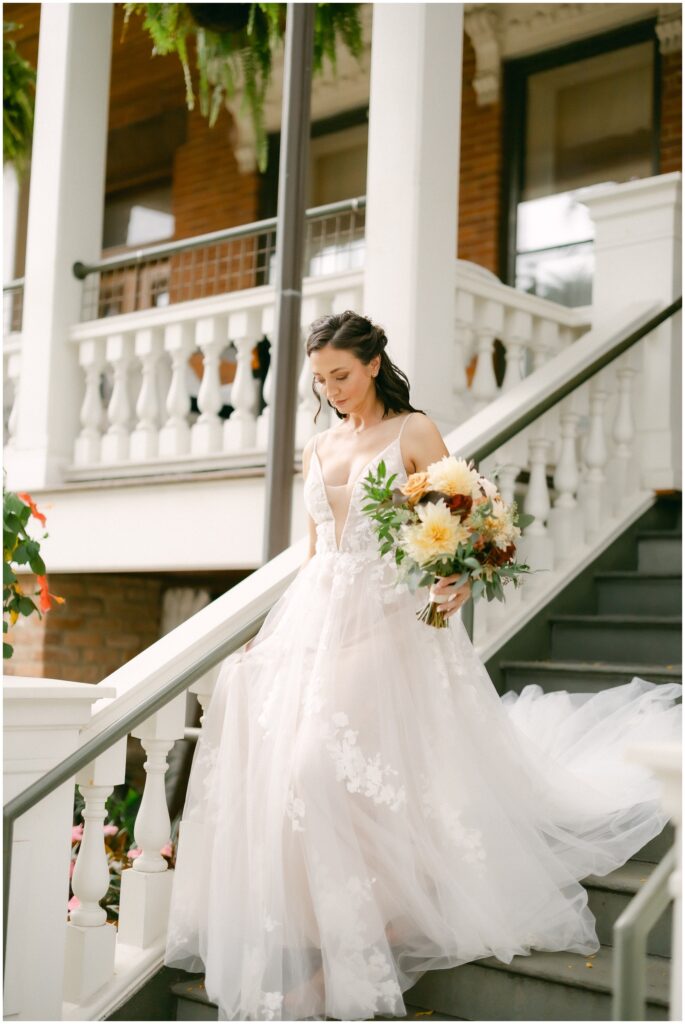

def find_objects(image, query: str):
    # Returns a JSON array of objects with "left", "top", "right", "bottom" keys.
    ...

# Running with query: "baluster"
[
  {"left": 73, "top": 340, "right": 105, "bottom": 466},
  {"left": 502, "top": 309, "right": 531, "bottom": 392},
  {"left": 100, "top": 333, "right": 134, "bottom": 463},
  {"left": 5, "top": 349, "right": 21, "bottom": 449},
  {"left": 256, "top": 305, "right": 274, "bottom": 449},
  {"left": 224, "top": 311, "right": 261, "bottom": 452},
  {"left": 64, "top": 739, "right": 127, "bottom": 1003},
  {"left": 130, "top": 328, "right": 163, "bottom": 461},
  {"left": 581, "top": 372, "right": 610, "bottom": 542},
  {"left": 159, "top": 321, "right": 194, "bottom": 458},
  {"left": 191, "top": 316, "right": 226, "bottom": 455},
  {"left": 471, "top": 299, "right": 502, "bottom": 410},
  {"left": 610, "top": 354, "right": 638, "bottom": 513},
  {"left": 454, "top": 289, "right": 475, "bottom": 419},
  {"left": 519, "top": 429, "right": 554, "bottom": 597},
  {"left": 549, "top": 395, "right": 583, "bottom": 568},
  {"left": 118, "top": 698, "right": 186, "bottom": 948},
  {"left": 531, "top": 318, "right": 559, "bottom": 371}
]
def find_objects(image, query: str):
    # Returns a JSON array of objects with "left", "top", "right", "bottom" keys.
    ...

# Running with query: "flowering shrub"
[{"left": 3, "top": 481, "right": 64, "bottom": 658}]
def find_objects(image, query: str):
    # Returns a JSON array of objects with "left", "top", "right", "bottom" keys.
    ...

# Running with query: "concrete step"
[
  {"left": 500, "top": 660, "right": 682, "bottom": 695},
  {"left": 549, "top": 615, "right": 681, "bottom": 664},
  {"left": 583, "top": 861, "right": 673, "bottom": 957},
  {"left": 634, "top": 823, "right": 675, "bottom": 864},
  {"left": 403, "top": 945, "right": 670, "bottom": 1021},
  {"left": 169, "top": 978, "right": 466, "bottom": 1021},
  {"left": 637, "top": 533, "right": 682, "bottom": 573},
  {"left": 594, "top": 571, "right": 682, "bottom": 616}
]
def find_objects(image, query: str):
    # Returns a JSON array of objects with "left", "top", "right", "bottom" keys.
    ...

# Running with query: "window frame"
[{"left": 499, "top": 18, "right": 661, "bottom": 286}]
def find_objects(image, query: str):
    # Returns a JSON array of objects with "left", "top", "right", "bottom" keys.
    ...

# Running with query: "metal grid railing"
[{"left": 76, "top": 197, "right": 367, "bottom": 322}]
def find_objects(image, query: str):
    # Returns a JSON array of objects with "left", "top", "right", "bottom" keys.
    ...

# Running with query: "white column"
[
  {"left": 3, "top": 163, "right": 21, "bottom": 283},
  {"left": 4, "top": 3, "right": 113, "bottom": 490},
  {"left": 580, "top": 174, "right": 682, "bottom": 491},
  {"left": 364, "top": 3, "right": 463, "bottom": 429}
]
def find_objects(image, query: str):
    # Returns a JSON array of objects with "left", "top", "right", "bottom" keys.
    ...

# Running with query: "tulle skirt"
[{"left": 163, "top": 548, "right": 681, "bottom": 1021}]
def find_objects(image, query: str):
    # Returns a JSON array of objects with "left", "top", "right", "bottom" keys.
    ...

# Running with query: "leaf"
[
  {"left": 471, "top": 579, "right": 485, "bottom": 600},
  {"left": 517, "top": 513, "right": 535, "bottom": 529}
]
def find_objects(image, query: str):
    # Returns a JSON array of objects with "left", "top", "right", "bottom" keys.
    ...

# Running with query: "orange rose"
[{"left": 400, "top": 471, "right": 430, "bottom": 505}]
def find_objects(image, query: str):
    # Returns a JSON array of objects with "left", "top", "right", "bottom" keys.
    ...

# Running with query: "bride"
[{"left": 164, "top": 310, "right": 681, "bottom": 1022}]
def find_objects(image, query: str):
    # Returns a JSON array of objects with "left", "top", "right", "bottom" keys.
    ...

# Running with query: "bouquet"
[{"left": 361, "top": 454, "right": 534, "bottom": 628}]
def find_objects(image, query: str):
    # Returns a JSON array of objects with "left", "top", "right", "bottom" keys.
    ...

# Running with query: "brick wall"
[
  {"left": 660, "top": 51, "right": 682, "bottom": 173},
  {"left": 457, "top": 34, "right": 502, "bottom": 276},
  {"left": 4, "top": 574, "right": 163, "bottom": 684}
]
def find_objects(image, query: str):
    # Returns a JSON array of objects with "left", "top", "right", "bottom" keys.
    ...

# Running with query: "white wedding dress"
[{"left": 164, "top": 412, "right": 681, "bottom": 1022}]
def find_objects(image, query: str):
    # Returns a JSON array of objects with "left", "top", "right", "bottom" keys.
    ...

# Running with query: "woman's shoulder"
[{"left": 401, "top": 411, "right": 449, "bottom": 473}]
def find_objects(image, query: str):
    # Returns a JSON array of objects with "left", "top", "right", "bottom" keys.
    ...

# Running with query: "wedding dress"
[{"left": 164, "top": 412, "right": 681, "bottom": 1022}]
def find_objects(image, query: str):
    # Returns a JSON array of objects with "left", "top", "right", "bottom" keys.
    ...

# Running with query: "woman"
[{"left": 164, "top": 311, "right": 681, "bottom": 1022}]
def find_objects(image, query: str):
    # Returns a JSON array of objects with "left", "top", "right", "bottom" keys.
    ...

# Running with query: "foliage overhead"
[
  {"left": 3, "top": 22, "right": 36, "bottom": 176},
  {"left": 122, "top": 3, "right": 364, "bottom": 172}
]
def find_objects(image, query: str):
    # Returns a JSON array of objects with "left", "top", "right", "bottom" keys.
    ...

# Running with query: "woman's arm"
[{"left": 405, "top": 413, "right": 471, "bottom": 618}]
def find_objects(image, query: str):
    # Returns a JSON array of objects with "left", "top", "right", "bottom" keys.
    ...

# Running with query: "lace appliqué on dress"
[{"left": 322, "top": 712, "right": 407, "bottom": 812}]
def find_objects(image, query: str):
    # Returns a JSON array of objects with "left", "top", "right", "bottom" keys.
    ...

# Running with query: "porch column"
[
  {"left": 4, "top": 4, "right": 113, "bottom": 490},
  {"left": 581, "top": 173, "right": 682, "bottom": 491},
  {"left": 364, "top": 3, "right": 463, "bottom": 429}
]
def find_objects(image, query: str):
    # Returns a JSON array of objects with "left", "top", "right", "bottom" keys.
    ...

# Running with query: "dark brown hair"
[{"left": 305, "top": 310, "right": 424, "bottom": 423}]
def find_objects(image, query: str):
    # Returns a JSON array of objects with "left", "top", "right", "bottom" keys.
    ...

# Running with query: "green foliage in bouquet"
[
  {"left": 3, "top": 22, "right": 36, "bottom": 176},
  {"left": 122, "top": 3, "right": 364, "bottom": 172},
  {"left": 361, "top": 459, "right": 535, "bottom": 627}
]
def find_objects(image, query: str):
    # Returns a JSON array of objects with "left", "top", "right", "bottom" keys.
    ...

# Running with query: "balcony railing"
[{"left": 75, "top": 197, "right": 367, "bottom": 321}]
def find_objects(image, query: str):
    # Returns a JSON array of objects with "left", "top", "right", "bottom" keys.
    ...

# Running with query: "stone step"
[
  {"left": 637, "top": 533, "right": 682, "bottom": 573},
  {"left": 583, "top": 861, "right": 673, "bottom": 957},
  {"left": 634, "top": 823, "right": 675, "bottom": 864},
  {"left": 500, "top": 659, "right": 682, "bottom": 695},
  {"left": 549, "top": 615, "right": 681, "bottom": 664},
  {"left": 594, "top": 571, "right": 682, "bottom": 616},
  {"left": 169, "top": 978, "right": 466, "bottom": 1021},
  {"left": 403, "top": 945, "right": 670, "bottom": 1021}
]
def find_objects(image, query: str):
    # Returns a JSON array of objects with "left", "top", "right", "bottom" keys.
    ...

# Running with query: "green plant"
[
  {"left": 3, "top": 478, "right": 64, "bottom": 659},
  {"left": 3, "top": 22, "right": 36, "bottom": 176},
  {"left": 122, "top": 3, "right": 364, "bottom": 172}
]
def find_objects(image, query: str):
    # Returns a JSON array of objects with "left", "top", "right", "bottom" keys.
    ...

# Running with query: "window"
[
  {"left": 502, "top": 23, "right": 658, "bottom": 307},
  {"left": 103, "top": 181, "right": 175, "bottom": 250}
]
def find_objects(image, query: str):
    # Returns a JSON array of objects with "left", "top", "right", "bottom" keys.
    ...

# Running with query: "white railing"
[
  {"left": 3, "top": 259, "right": 590, "bottom": 483},
  {"left": 3, "top": 296, "right": 680, "bottom": 1022}
]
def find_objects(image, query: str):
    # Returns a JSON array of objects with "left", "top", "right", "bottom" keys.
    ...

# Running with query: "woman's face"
[{"left": 309, "top": 346, "right": 380, "bottom": 414}]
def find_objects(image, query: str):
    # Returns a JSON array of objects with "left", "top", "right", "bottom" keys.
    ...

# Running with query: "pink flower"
[
  {"left": 160, "top": 843, "right": 173, "bottom": 858},
  {"left": 68, "top": 895, "right": 80, "bottom": 912},
  {"left": 127, "top": 847, "right": 142, "bottom": 859},
  {"left": 71, "top": 825, "right": 83, "bottom": 842},
  {"left": 103, "top": 824, "right": 118, "bottom": 836},
  {"left": 69, "top": 859, "right": 76, "bottom": 879}
]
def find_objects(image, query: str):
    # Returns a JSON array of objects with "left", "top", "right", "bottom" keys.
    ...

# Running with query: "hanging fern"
[
  {"left": 122, "top": 3, "right": 364, "bottom": 173},
  {"left": 3, "top": 22, "right": 36, "bottom": 177}
]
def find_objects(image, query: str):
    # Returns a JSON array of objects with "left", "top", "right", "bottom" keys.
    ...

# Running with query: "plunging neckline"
[{"left": 312, "top": 413, "right": 413, "bottom": 551}]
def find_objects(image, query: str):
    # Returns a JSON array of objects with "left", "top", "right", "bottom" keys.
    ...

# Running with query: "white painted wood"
[
  {"left": 581, "top": 173, "right": 682, "bottom": 489},
  {"left": 129, "top": 328, "right": 163, "bottom": 461},
  {"left": 364, "top": 3, "right": 463, "bottom": 424},
  {"left": 191, "top": 316, "right": 225, "bottom": 455},
  {"left": 3, "top": 679, "right": 113, "bottom": 1022},
  {"left": 100, "top": 334, "right": 134, "bottom": 463},
  {"left": 5, "top": 346, "right": 21, "bottom": 449},
  {"left": 3, "top": 3, "right": 113, "bottom": 492},
  {"left": 223, "top": 334, "right": 258, "bottom": 451},
  {"left": 73, "top": 339, "right": 105, "bottom": 466},
  {"left": 3, "top": 162, "right": 20, "bottom": 282},
  {"left": 158, "top": 321, "right": 194, "bottom": 458},
  {"left": 471, "top": 299, "right": 502, "bottom": 410}
]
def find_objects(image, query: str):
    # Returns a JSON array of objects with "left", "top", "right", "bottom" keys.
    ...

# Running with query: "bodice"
[{"left": 303, "top": 430, "right": 410, "bottom": 558}]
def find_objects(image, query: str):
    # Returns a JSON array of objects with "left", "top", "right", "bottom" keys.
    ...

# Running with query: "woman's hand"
[{"left": 429, "top": 574, "right": 472, "bottom": 619}]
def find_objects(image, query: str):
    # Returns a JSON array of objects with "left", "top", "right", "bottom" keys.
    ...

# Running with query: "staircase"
[
  {"left": 404, "top": 495, "right": 682, "bottom": 1022},
  {"left": 104, "top": 497, "right": 682, "bottom": 1023}
]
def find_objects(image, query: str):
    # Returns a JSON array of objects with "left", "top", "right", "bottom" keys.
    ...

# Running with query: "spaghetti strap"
[{"left": 397, "top": 411, "right": 415, "bottom": 444}]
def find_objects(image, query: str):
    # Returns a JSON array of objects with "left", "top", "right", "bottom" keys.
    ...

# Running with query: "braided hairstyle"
[{"left": 305, "top": 310, "right": 424, "bottom": 423}]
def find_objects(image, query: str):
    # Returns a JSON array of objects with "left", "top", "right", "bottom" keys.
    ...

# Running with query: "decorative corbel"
[
  {"left": 656, "top": 5, "right": 682, "bottom": 54},
  {"left": 464, "top": 6, "right": 501, "bottom": 106}
]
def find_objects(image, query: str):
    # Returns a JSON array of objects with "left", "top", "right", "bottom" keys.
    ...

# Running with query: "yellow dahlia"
[
  {"left": 427, "top": 456, "right": 481, "bottom": 498},
  {"left": 401, "top": 500, "right": 470, "bottom": 565}
]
